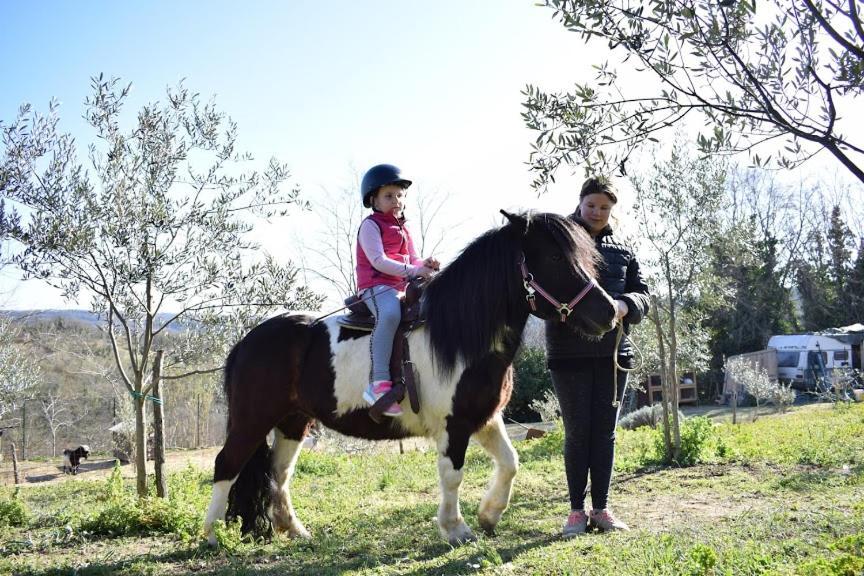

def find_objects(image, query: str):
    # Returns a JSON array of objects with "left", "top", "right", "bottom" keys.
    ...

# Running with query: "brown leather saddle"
[{"left": 337, "top": 278, "right": 426, "bottom": 422}]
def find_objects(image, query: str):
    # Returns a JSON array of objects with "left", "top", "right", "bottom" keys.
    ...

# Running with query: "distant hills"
[
  {"left": 1, "top": 309, "right": 185, "bottom": 333},
  {"left": 2, "top": 309, "right": 106, "bottom": 326}
]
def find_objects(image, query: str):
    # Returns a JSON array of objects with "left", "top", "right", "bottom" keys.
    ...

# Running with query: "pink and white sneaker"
[
  {"left": 363, "top": 380, "right": 403, "bottom": 417},
  {"left": 589, "top": 508, "right": 629, "bottom": 532},
  {"left": 562, "top": 509, "right": 589, "bottom": 537}
]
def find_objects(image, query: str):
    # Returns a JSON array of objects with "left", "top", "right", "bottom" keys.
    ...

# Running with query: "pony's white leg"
[
  {"left": 436, "top": 434, "right": 476, "bottom": 545},
  {"left": 271, "top": 433, "right": 311, "bottom": 539},
  {"left": 203, "top": 477, "right": 237, "bottom": 546},
  {"left": 474, "top": 413, "right": 519, "bottom": 534}
]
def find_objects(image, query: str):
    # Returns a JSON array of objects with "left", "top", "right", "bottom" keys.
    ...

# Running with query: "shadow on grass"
[
  {"left": 772, "top": 464, "right": 864, "bottom": 492},
  {"left": 9, "top": 502, "right": 561, "bottom": 576},
  {"left": 23, "top": 459, "right": 121, "bottom": 484},
  {"left": 5, "top": 545, "right": 207, "bottom": 576}
]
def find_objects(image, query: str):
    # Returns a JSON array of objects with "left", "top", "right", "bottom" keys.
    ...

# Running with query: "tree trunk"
[
  {"left": 153, "top": 350, "right": 168, "bottom": 499},
  {"left": 650, "top": 297, "right": 673, "bottom": 459},
  {"left": 196, "top": 394, "right": 201, "bottom": 449},
  {"left": 21, "top": 404, "right": 26, "bottom": 461},
  {"left": 10, "top": 442, "right": 20, "bottom": 484},
  {"left": 134, "top": 394, "right": 148, "bottom": 497},
  {"left": 732, "top": 389, "right": 738, "bottom": 425},
  {"left": 665, "top": 267, "right": 682, "bottom": 461}
]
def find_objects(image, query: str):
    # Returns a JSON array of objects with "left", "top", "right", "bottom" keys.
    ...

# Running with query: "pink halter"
[{"left": 519, "top": 253, "right": 597, "bottom": 322}]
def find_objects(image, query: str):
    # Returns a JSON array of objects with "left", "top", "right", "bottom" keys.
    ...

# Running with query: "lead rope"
[{"left": 612, "top": 321, "right": 644, "bottom": 407}]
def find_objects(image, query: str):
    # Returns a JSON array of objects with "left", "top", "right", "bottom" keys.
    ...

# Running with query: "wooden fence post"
[
  {"left": 196, "top": 394, "right": 201, "bottom": 449},
  {"left": 21, "top": 403, "right": 26, "bottom": 461},
  {"left": 11, "top": 442, "right": 20, "bottom": 485},
  {"left": 153, "top": 350, "right": 168, "bottom": 498}
]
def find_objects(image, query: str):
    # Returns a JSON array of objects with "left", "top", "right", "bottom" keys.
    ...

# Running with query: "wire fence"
[{"left": 0, "top": 393, "right": 227, "bottom": 486}]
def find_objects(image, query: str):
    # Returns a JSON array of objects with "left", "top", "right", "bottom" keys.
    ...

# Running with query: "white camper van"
[{"left": 766, "top": 334, "right": 852, "bottom": 387}]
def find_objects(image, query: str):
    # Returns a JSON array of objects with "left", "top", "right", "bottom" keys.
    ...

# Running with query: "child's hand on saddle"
[
  {"left": 423, "top": 257, "right": 440, "bottom": 271},
  {"left": 416, "top": 265, "right": 437, "bottom": 278}
]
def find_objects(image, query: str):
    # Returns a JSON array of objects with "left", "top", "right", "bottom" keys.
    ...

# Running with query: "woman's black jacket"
[{"left": 545, "top": 215, "right": 650, "bottom": 370}]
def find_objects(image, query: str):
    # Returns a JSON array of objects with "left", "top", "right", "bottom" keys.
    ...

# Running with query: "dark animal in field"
[
  {"left": 203, "top": 211, "right": 618, "bottom": 546},
  {"left": 62, "top": 445, "right": 90, "bottom": 475}
]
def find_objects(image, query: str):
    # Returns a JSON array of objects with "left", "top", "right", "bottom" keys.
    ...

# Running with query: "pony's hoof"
[
  {"left": 478, "top": 514, "right": 498, "bottom": 535},
  {"left": 276, "top": 522, "right": 312, "bottom": 540},
  {"left": 290, "top": 526, "right": 312, "bottom": 540},
  {"left": 448, "top": 531, "right": 477, "bottom": 546},
  {"left": 442, "top": 523, "right": 476, "bottom": 546},
  {"left": 205, "top": 533, "right": 218, "bottom": 548},
  {"left": 477, "top": 503, "right": 505, "bottom": 535}
]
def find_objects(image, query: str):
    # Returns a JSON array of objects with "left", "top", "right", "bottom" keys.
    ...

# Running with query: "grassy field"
[{"left": 1, "top": 403, "right": 862, "bottom": 575}]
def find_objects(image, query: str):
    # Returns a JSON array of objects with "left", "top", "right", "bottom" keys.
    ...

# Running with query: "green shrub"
[
  {"left": 796, "top": 554, "right": 864, "bottom": 576},
  {"left": 213, "top": 517, "right": 255, "bottom": 555},
  {"left": 0, "top": 491, "right": 28, "bottom": 528},
  {"left": 78, "top": 462, "right": 207, "bottom": 540},
  {"left": 615, "top": 425, "right": 664, "bottom": 472},
  {"left": 687, "top": 543, "right": 718, "bottom": 575},
  {"left": 508, "top": 346, "right": 553, "bottom": 422},
  {"left": 655, "top": 416, "right": 715, "bottom": 466},
  {"left": 516, "top": 422, "right": 564, "bottom": 462}
]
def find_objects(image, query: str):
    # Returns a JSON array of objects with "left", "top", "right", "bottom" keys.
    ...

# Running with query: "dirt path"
[
  {"left": 2, "top": 422, "right": 553, "bottom": 487},
  {"left": 0, "top": 447, "right": 224, "bottom": 487}
]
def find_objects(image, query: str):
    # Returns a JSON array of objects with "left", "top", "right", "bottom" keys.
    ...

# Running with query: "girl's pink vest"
[{"left": 356, "top": 211, "right": 415, "bottom": 292}]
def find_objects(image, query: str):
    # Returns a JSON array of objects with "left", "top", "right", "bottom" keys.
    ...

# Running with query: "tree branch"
[
  {"left": 803, "top": 0, "right": 864, "bottom": 59},
  {"left": 161, "top": 365, "right": 224, "bottom": 381}
]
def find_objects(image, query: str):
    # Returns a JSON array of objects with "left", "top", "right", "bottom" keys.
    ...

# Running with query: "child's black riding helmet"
[{"left": 361, "top": 164, "right": 412, "bottom": 208}]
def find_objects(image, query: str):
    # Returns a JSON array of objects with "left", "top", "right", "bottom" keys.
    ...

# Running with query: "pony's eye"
[{"left": 550, "top": 254, "right": 562, "bottom": 262}]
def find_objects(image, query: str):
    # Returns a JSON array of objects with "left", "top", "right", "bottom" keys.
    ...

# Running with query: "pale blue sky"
[
  {"left": 2, "top": 1, "right": 603, "bottom": 309},
  {"left": 2, "top": 2, "right": 858, "bottom": 310}
]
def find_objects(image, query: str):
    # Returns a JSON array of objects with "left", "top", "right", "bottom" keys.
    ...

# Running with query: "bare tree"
[
  {"left": 39, "top": 389, "right": 75, "bottom": 457},
  {"left": 412, "top": 187, "right": 452, "bottom": 259},
  {"left": 298, "top": 176, "right": 453, "bottom": 301},
  {"left": 299, "top": 180, "right": 364, "bottom": 301}
]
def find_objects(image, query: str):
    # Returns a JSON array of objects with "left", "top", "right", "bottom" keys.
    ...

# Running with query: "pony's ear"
[{"left": 500, "top": 210, "right": 528, "bottom": 236}]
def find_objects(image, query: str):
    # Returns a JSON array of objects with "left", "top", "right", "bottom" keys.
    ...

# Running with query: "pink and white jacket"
[{"left": 356, "top": 211, "right": 424, "bottom": 292}]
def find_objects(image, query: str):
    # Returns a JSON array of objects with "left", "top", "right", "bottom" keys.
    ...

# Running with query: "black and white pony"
[
  {"left": 203, "top": 211, "right": 617, "bottom": 545},
  {"left": 62, "top": 445, "right": 90, "bottom": 475}
]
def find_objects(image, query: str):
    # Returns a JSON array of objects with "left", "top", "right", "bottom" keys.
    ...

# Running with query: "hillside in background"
[
  {"left": 1, "top": 309, "right": 187, "bottom": 333},
  {"left": 0, "top": 311, "right": 226, "bottom": 460}
]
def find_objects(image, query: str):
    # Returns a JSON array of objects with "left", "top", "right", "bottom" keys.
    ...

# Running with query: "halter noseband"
[{"left": 519, "top": 253, "right": 597, "bottom": 322}]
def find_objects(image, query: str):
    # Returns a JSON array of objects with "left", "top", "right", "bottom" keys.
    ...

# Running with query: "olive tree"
[
  {"left": 0, "top": 316, "right": 40, "bottom": 423},
  {"left": 524, "top": 0, "right": 864, "bottom": 187},
  {"left": 0, "top": 76, "right": 322, "bottom": 495},
  {"left": 629, "top": 140, "right": 730, "bottom": 461}
]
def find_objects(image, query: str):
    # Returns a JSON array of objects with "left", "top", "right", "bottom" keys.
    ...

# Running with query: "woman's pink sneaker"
[
  {"left": 562, "top": 509, "right": 589, "bottom": 537},
  {"left": 362, "top": 380, "right": 403, "bottom": 417},
  {"left": 589, "top": 509, "right": 629, "bottom": 532}
]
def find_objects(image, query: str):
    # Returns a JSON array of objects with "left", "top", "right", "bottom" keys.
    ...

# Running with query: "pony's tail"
[
  {"left": 225, "top": 441, "right": 276, "bottom": 538},
  {"left": 223, "top": 342, "right": 241, "bottom": 405},
  {"left": 222, "top": 340, "right": 274, "bottom": 538},
  {"left": 223, "top": 341, "right": 243, "bottom": 433}
]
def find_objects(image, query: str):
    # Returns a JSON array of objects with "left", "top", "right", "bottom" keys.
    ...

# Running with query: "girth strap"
[{"left": 368, "top": 328, "right": 421, "bottom": 423}]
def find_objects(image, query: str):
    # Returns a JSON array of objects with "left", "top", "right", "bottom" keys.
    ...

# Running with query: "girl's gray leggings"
[{"left": 364, "top": 285, "right": 402, "bottom": 382}]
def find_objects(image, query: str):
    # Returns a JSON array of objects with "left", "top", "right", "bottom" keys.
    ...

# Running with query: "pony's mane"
[{"left": 423, "top": 211, "right": 598, "bottom": 377}]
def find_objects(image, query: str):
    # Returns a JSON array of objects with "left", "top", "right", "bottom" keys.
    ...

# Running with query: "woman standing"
[{"left": 545, "top": 176, "right": 650, "bottom": 536}]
